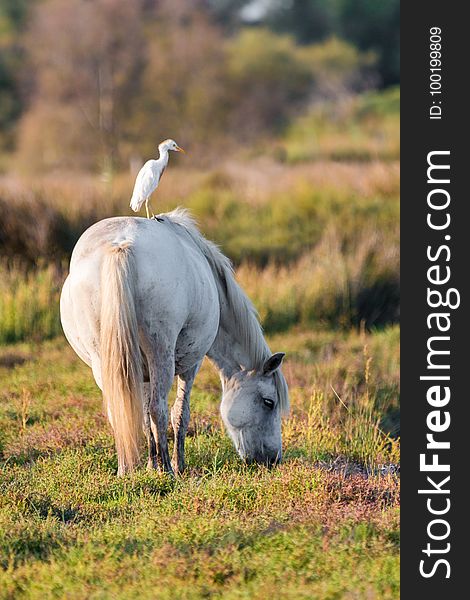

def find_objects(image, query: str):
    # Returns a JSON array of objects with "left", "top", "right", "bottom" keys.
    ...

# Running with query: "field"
[
  {"left": 0, "top": 326, "right": 399, "bottom": 599},
  {"left": 0, "top": 88, "right": 400, "bottom": 598}
]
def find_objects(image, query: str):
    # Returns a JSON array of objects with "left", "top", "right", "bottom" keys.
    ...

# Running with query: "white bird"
[{"left": 130, "top": 139, "right": 185, "bottom": 219}]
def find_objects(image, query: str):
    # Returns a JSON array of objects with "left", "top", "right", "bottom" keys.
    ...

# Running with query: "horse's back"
[
  {"left": 70, "top": 216, "right": 217, "bottom": 312},
  {"left": 61, "top": 216, "right": 220, "bottom": 375}
]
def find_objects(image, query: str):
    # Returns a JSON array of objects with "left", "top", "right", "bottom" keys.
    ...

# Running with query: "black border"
[{"left": 401, "top": 3, "right": 468, "bottom": 596}]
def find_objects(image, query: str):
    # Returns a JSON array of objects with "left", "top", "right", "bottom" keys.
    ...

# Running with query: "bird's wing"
[{"left": 130, "top": 161, "right": 159, "bottom": 210}]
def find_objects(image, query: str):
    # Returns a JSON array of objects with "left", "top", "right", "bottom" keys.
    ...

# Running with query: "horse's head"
[{"left": 220, "top": 352, "right": 288, "bottom": 466}]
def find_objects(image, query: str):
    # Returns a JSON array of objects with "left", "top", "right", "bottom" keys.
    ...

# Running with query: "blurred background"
[{"left": 0, "top": 0, "right": 399, "bottom": 344}]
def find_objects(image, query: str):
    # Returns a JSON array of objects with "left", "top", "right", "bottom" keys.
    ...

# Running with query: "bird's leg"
[{"left": 145, "top": 199, "right": 156, "bottom": 219}]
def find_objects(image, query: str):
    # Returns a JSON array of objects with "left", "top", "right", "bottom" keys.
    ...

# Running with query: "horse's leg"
[
  {"left": 143, "top": 383, "right": 158, "bottom": 470},
  {"left": 147, "top": 348, "right": 174, "bottom": 474},
  {"left": 171, "top": 362, "right": 201, "bottom": 475}
]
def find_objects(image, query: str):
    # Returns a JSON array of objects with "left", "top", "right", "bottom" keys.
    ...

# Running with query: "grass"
[
  {"left": 0, "top": 153, "right": 399, "bottom": 343},
  {"left": 1, "top": 156, "right": 399, "bottom": 266},
  {"left": 0, "top": 263, "right": 63, "bottom": 344},
  {"left": 282, "top": 87, "right": 400, "bottom": 164},
  {"left": 0, "top": 230, "right": 399, "bottom": 343},
  {"left": 0, "top": 328, "right": 399, "bottom": 599}
]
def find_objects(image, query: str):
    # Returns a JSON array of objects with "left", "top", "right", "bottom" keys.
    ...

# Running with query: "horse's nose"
[
  {"left": 250, "top": 449, "right": 282, "bottom": 467},
  {"left": 268, "top": 449, "right": 282, "bottom": 467}
]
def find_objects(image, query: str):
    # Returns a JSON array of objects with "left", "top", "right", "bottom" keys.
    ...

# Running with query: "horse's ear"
[{"left": 262, "top": 352, "right": 285, "bottom": 376}]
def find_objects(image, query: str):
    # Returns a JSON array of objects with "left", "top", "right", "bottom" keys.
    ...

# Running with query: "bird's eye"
[{"left": 263, "top": 398, "right": 275, "bottom": 409}]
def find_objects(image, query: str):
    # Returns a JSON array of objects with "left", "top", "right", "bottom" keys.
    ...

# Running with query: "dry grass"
[{"left": 0, "top": 155, "right": 399, "bottom": 342}]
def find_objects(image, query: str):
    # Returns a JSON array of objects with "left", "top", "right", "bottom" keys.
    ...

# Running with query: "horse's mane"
[{"left": 162, "top": 208, "right": 289, "bottom": 412}]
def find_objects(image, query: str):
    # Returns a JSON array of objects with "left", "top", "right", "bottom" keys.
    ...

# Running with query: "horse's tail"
[{"left": 100, "top": 240, "right": 143, "bottom": 475}]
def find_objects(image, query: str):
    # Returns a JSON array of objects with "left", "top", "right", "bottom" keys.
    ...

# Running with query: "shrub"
[
  {"left": 237, "top": 225, "right": 399, "bottom": 332},
  {"left": 283, "top": 87, "right": 400, "bottom": 163}
]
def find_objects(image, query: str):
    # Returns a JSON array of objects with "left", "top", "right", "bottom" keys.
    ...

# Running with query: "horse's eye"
[{"left": 263, "top": 397, "right": 275, "bottom": 409}]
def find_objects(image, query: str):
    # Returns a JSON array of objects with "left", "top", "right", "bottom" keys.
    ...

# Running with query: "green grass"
[
  {"left": 0, "top": 329, "right": 399, "bottom": 599},
  {"left": 282, "top": 87, "right": 400, "bottom": 164},
  {"left": 187, "top": 175, "right": 398, "bottom": 269},
  {"left": 0, "top": 163, "right": 399, "bottom": 342},
  {"left": 2, "top": 156, "right": 399, "bottom": 268},
  {"left": 0, "top": 264, "right": 63, "bottom": 344},
  {"left": 1, "top": 120, "right": 399, "bottom": 341},
  {"left": 0, "top": 228, "right": 399, "bottom": 343}
]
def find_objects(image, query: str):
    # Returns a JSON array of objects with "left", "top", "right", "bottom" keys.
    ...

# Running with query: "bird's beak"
[{"left": 176, "top": 146, "right": 185, "bottom": 153}]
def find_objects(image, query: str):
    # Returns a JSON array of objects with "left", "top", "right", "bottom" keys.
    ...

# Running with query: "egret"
[{"left": 130, "top": 139, "right": 185, "bottom": 219}]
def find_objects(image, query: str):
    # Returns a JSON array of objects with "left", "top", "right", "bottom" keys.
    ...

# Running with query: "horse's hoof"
[
  {"left": 171, "top": 460, "right": 185, "bottom": 476},
  {"left": 147, "top": 458, "right": 158, "bottom": 471},
  {"left": 161, "top": 460, "right": 175, "bottom": 476}
]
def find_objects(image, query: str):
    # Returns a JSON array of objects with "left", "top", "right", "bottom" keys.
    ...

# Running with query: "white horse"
[{"left": 60, "top": 209, "right": 289, "bottom": 475}]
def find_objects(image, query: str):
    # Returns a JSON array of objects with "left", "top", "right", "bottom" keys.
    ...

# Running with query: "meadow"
[
  {"left": 0, "top": 327, "right": 399, "bottom": 599},
  {"left": 0, "top": 87, "right": 399, "bottom": 598}
]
